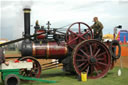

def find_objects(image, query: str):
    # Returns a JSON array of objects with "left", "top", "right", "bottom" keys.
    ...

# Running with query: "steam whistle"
[
  {"left": 36, "top": 20, "right": 39, "bottom": 26},
  {"left": 34, "top": 20, "right": 40, "bottom": 30}
]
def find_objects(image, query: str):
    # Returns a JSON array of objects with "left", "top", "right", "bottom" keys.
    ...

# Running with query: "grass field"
[
  {"left": 2, "top": 44, "right": 128, "bottom": 85},
  {"left": 0, "top": 67, "right": 128, "bottom": 85},
  {"left": 5, "top": 50, "right": 20, "bottom": 54}
]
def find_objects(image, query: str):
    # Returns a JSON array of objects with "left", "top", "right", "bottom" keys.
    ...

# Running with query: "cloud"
[{"left": 1, "top": 0, "right": 128, "bottom": 40}]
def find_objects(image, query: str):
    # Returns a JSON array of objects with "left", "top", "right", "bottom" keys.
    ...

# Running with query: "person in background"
[
  {"left": 91, "top": 17, "right": 103, "bottom": 41},
  {"left": 0, "top": 47, "right": 9, "bottom": 65}
]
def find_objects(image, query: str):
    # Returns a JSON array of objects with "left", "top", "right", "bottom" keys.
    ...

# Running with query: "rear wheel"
[{"left": 73, "top": 40, "right": 111, "bottom": 79}]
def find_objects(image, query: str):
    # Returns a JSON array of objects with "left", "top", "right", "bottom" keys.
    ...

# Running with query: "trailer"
[{"left": 0, "top": 60, "right": 56, "bottom": 85}]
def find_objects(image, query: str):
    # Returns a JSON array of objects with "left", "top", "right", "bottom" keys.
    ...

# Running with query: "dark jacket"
[
  {"left": 91, "top": 21, "right": 103, "bottom": 37},
  {"left": 0, "top": 47, "right": 5, "bottom": 64}
]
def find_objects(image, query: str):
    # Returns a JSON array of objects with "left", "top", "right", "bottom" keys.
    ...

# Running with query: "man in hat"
[
  {"left": 91, "top": 17, "right": 103, "bottom": 41},
  {"left": 0, "top": 47, "right": 9, "bottom": 65}
]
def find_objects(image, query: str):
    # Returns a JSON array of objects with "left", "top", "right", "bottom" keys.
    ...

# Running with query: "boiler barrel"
[{"left": 22, "top": 41, "right": 68, "bottom": 59}]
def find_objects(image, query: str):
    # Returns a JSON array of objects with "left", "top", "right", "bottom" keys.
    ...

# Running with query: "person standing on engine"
[
  {"left": 91, "top": 17, "right": 103, "bottom": 41},
  {"left": 0, "top": 47, "right": 9, "bottom": 65}
]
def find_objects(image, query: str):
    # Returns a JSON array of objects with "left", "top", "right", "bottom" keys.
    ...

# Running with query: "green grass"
[
  {"left": 5, "top": 49, "right": 20, "bottom": 54},
  {"left": 0, "top": 67, "right": 128, "bottom": 85}
]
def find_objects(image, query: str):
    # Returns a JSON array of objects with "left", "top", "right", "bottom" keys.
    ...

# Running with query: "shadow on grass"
[
  {"left": 107, "top": 72, "right": 114, "bottom": 75},
  {"left": 40, "top": 71, "right": 76, "bottom": 79},
  {"left": 0, "top": 82, "right": 3, "bottom": 85},
  {"left": 102, "top": 72, "right": 114, "bottom": 78},
  {"left": 40, "top": 69, "right": 115, "bottom": 79}
]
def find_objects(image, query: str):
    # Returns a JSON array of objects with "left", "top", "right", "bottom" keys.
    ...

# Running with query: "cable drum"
[{"left": 109, "top": 40, "right": 121, "bottom": 59}]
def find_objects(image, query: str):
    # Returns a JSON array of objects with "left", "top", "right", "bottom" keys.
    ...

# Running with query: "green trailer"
[
  {"left": 0, "top": 60, "right": 56, "bottom": 85},
  {"left": 0, "top": 69, "right": 56, "bottom": 85}
]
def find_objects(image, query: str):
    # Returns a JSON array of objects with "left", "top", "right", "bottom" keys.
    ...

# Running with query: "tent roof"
[{"left": 103, "top": 34, "right": 113, "bottom": 39}]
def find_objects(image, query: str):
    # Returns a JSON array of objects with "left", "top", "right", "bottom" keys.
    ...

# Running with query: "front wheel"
[{"left": 18, "top": 56, "right": 41, "bottom": 78}]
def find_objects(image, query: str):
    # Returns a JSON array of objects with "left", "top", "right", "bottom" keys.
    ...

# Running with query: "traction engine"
[{"left": 0, "top": 8, "right": 121, "bottom": 79}]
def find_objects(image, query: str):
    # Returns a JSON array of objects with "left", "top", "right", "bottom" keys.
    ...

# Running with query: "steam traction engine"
[{"left": 1, "top": 8, "right": 121, "bottom": 79}]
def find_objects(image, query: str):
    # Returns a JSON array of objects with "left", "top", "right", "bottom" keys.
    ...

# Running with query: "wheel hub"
[{"left": 90, "top": 57, "right": 96, "bottom": 64}]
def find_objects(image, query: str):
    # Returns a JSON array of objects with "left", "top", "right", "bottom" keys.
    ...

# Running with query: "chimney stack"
[{"left": 23, "top": 8, "right": 31, "bottom": 37}]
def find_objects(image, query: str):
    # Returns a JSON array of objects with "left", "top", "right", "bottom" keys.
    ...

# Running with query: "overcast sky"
[{"left": 0, "top": 0, "right": 128, "bottom": 40}]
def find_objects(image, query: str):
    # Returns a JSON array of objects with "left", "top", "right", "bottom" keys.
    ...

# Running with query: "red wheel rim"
[
  {"left": 73, "top": 40, "right": 111, "bottom": 79},
  {"left": 66, "top": 22, "right": 93, "bottom": 49},
  {"left": 19, "top": 57, "right": 41, "bottom": 78}
]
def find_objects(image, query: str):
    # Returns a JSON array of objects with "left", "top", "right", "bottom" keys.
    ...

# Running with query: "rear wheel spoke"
[
  {"left": 76, "top": 59, "right": 88, "bottom": 62},
  {"left": 88, "top": 66, "right": 93, "bottom": 75},
  {"left": 86, "top": 66, "right": 90, "bottom": 74},
  {"left": 76, "top": 54, "right": 87, "bottom": 58},
  {"left": 90, "top": 45, "right": 93, "bottom": 56},
  {"left": 94, "top": 49, "right": 101, "bottom": 57},
  {"left": 78, "top": 62, "right": 85, "bottom": 68},
  {"left": 94, "top": 66, "right": 99, "bottom": 75},
  {"left": 92, "top": 43, "right": 97, "bottom": 54},
  {"left": 96, "top": 63, "right": 104, "bottom": 71},
  {"left": 96, "top": 52, "right": 107, "bottom": 58},
  {"left": 80, "top": 49, "right": 89, "bottom": 58},
  {"left": 98, "top": 62, "right": 108, "bottom": 67},
  {"left": 97, "top": 58, "right": 105, "bottom": 61},
  {"left": 80, "top": 63, "right": 89, "bottom": 72}
]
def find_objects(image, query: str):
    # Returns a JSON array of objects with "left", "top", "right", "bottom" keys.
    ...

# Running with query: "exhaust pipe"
[{"left": 23, "top": 8, "right": 31, "bottom": 37}]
